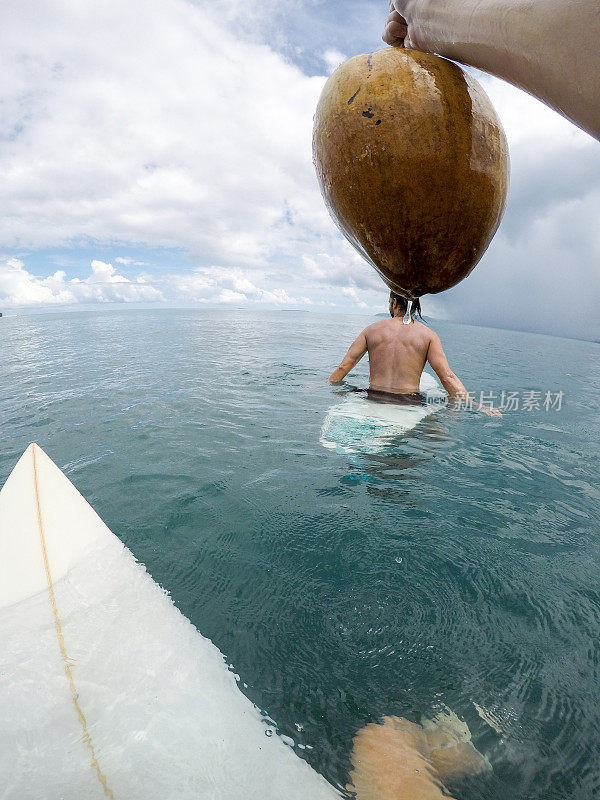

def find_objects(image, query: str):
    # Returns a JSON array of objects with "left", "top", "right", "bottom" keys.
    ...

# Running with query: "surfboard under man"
[{"left": 329, "top": 292, "right": 502, "bottom": 418}]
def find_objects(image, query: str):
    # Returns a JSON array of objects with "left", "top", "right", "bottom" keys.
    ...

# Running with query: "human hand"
[
  {"left": 479, "top": 405, "right": 503, "bottom": 419},
  {"left": 382, "top": 2, "right": 409, "bottom": 47},
  {"left": 382, "top": 1, "right": 432, "bottom": 50}
]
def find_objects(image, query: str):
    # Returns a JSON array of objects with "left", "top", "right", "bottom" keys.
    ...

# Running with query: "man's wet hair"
[{"left": 389, "top": 291, "right": 424, "bottom": 321}]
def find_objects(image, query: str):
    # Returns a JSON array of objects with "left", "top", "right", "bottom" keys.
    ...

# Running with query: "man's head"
[{"left": 389, "top": 291, "right": 423, "bottom": 321}]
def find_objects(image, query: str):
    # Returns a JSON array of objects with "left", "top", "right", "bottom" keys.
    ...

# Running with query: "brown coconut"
[{"left": 312, "top": 48, "right": 509, "bottom": 300}]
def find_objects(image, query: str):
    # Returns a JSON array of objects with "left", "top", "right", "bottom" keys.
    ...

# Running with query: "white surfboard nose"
[
  {"left": 0, "top": 445, "right": 342, "bottom": 799},
  {"left": 0, "top": 442, "right": 120, "bottom": 608}
]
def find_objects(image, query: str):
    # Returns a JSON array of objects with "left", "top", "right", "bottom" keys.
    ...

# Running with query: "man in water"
[{"left": 329, "top": 292, "right": 502, "bottom": 417}]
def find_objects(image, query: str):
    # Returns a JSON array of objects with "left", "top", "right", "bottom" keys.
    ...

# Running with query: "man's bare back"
[
  {"left": 364, "top": 317, "right": 431, "bottom": 393},
  {"left": 329, "top": 293, "right": 501, "bottom": 417}
]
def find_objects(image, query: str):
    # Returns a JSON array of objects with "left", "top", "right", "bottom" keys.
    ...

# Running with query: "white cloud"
[
  {"left": 340, "top": 286, "right": 368, "bottom": 308},
  {"left": 0, "top": 258, "right": 162, "bottom": 307},
  {"left": 322, "top": 49, "right": 346, "bottom": 75},
  {"left": 429, "top": 71, "right": 600, "bottom": 339},
  {"left": 216, "top": 289, "right": 246, "bottom": 304},
  {"left": 166, "top": 266, "right": 312, "bottom": 307},
  {"left": 1, "top": 1, "right": 599, "bottom": 335},
  {"left": 0, "top": 0, "right": 331, "bottom": 267},
  {"left": 115, "top": 257, "right": 146, "bottom": 266},
  {"left": 301, "top": 250, "right": 383, "bottom": 290}
]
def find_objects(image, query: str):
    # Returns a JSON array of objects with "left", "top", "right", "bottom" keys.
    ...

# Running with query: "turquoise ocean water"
[{"left": 2, "top": 308, "right": 600, "bottom": 799}]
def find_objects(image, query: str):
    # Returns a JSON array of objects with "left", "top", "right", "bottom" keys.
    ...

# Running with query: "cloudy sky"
[{"left": 1, "top": 0, "right": 599, "bottom": 339}]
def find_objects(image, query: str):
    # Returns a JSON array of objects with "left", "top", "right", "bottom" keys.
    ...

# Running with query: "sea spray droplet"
[{"left": 403, "top": 300, "right": 412, "bottom": 325}]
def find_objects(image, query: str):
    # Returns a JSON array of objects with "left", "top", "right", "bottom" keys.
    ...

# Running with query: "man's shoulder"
[
  {"left": 363, "top": 318, "right": 389, "bottom": 334},
  {"left": 416, "top": 321, "right": 437, "bottom": 337},
  {"left": 420, "top": 323, "right": 441, "bottom": 344}
]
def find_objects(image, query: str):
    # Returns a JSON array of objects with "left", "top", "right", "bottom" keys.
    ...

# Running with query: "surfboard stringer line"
[{"left": 32, "top": 443, "right": 115, "bottom": 800}]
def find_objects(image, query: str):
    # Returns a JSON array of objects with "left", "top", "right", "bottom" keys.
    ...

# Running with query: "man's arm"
[
  {"left": 383, "top": 0, "right": 600, "bottom": 141},
  {"left": 329, "top": 331, "right": 368, "bottom": 383},
  {"left": 426, "top": 331, "right": 502, "bottom": 417}
]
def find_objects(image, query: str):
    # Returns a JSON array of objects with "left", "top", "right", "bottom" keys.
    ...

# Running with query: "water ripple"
[{"left": 2, "top": 310, "right": 600, "bottom": 799}]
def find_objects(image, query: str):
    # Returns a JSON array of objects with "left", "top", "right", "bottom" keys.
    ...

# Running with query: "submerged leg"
[
  {"left": 421, "top": 709, "right": 492, "bottom": 780},
  {"left": 348, "top": 716, "right": 457, "bottom": 800},
  {"left": 349, "top": 711, "right": 491, "bottom": 800}
]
